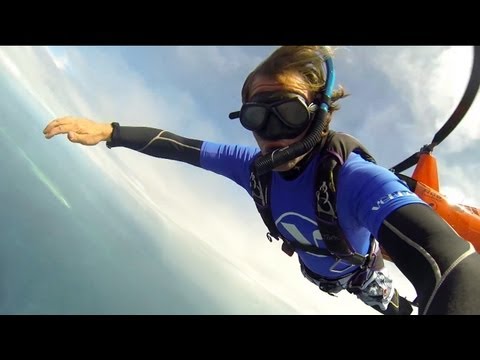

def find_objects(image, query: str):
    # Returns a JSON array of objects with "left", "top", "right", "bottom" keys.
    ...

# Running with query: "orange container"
[{"left": 414, "top": 181, "right": 480, "bottom": 251}]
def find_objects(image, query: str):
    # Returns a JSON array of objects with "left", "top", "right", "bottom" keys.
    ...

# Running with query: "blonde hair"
[{"left": 241, "top": 46, "right": 348, "bottom": 115}]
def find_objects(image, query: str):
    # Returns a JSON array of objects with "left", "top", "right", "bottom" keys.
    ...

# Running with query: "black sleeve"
[
  {"left": 378, "top": 203, "right": 480, "bottom": 315},
  {"left": 105, "top": 124, "right": 204, "bottom": 167}
]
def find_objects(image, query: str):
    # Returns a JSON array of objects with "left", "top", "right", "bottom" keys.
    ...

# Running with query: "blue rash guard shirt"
[{"left": 200, "top": 141, "right": 426, "bottom": 279}]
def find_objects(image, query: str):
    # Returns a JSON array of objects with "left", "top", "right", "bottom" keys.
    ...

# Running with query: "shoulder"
[
  {"left": 322, "top": 131, "right": 376, "bottom": 165},
  {"left": 327, "top": 131, "right": 363, "bottom": 146},
  {"left": 338, "top": 152, "right": 413, "bottom": 200},
  {"left": 199, "top": 142, "right": 261, "bottom": 191},
  {"left": 340, "top": 152, "right": 392, "bottom": 181}
]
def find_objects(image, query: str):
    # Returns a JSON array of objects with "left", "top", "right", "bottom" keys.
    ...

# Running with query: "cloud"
[
  {"left": 367, "top": 46, "right": 478, "bottom": 152},
  {"left": 174, "top": 46, "right": 268, "bottom": 76},
  {"left": 339, "top": 46, "right": 480, "bottom": 206}
]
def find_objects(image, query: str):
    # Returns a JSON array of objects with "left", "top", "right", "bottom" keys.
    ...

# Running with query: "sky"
[{"left": 0, "top": 46, "right": 478, "bottom": 315}]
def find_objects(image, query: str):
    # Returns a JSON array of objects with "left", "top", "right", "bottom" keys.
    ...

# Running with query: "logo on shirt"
[
  {"left": 371, "top": 190, "right": 414, "bottom": 211},
  {"left": 275, "top": 212, "right": 357, "bottom": 273},
  {"left": 275, "top": 212, "right": 325, "bottom": 254}
]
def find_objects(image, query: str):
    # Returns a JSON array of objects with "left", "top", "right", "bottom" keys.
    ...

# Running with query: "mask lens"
[
  {"left": 240, "top": 106, "right": 268, "bottom": 130},
  {"left": 275, "top": 100, "right": 310, "bottom": 128},
  {"left": 232, "top": 92, "right": 314, "bottom": 140}
]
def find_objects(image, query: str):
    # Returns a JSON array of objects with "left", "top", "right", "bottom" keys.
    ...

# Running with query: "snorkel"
[{"left": 254, "top": 55, "right": 336, "bottom": 176}]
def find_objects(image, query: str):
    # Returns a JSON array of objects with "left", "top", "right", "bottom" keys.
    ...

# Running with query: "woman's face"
[{"left": 249, "top": 74, "right": 313, "bottom": 172}]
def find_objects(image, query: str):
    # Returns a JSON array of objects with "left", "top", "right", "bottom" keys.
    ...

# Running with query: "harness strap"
[{"left": 250, "top": 131, "right": 376, "bottom": 266}]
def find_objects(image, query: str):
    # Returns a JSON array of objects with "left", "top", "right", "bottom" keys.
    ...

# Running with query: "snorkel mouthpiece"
[{"left": 254, "top": 56, "right": 336, "bottom": 176}]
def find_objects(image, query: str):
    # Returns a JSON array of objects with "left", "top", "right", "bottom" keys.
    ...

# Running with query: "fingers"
[
  {"left": 43, "top": 116, "right": 78, "bottom": 139},
  {"left": 43, "top": 116, "right": 71, "bottom": 134},
  {"left": 44, "top": 116, "right": 104, "bottom": 146}
]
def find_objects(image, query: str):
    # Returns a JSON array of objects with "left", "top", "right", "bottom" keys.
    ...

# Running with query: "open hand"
[{"left": 43, "top": 116, "right": 113, "bottom": 146}]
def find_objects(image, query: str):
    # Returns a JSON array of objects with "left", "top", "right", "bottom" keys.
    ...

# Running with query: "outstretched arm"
[
  {"left": 378, "top": 203, "right": 480, "bottom": 315},
  {"left": 43, "top": 116, "right": 203, "bottom": 167},
  {"left": 44, "top": 116, "right": 259, "bottom": 190},
  {"left": 338, "top": 153, "right": 480, "bottom": 315}
]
